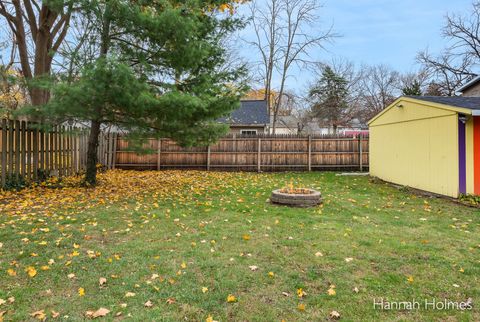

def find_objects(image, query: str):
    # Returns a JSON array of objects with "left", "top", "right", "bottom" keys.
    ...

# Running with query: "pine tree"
[
  {"left": 402, "top": 80, "right": 423, "bottom": 96},
  {"left": 25, "top": 0, "right": 247, "bottom": 185},
  {"left": 309, "top": 66, "right": 350, "bottom": 134}
]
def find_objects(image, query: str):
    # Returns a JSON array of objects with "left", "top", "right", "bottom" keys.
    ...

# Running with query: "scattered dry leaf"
[
  {"left": 99, "top": 277, "right": 107, "bottom": 286},
  {"left": 85, "top": 307, "right": 110, "bottom": 319},
  {"left": 30, "top": 310, "right": 46, "bottom": 320},
  {"left": 329, "top": 310, "right": 341, "bottom": 319}
]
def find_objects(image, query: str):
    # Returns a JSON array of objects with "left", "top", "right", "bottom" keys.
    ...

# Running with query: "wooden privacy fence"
[
  {"left": 115, "top": 134, "right": 369, "bottom": 171},
  {"left": 0, "top": 118, "right": 117, "bottom": 188},
  {"left": 1, "top": 120, "right": 369, "bottom": 189}
]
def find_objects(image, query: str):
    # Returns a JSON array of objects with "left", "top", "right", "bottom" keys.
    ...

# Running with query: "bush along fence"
[
  {"left": 0, "top": 118, "right": 116, "bottom": 189},
  {"left": 115, "top": 134, "right": 369, "bottom": 172}
]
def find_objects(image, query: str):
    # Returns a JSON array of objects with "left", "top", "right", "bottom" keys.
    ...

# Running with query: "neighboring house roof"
[
  {"left": 457, "top": 76, "right": 480, "bottom": 93},
  {"left": 406, "top": 96, "right": 480, "bottom": 111},
  {"left": 218, "top": 100, "right": 269, "bottom": 125}
]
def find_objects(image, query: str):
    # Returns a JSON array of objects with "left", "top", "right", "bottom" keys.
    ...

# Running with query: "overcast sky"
[{"left": 237, "top": 0, "right": 474, "bottom": 92}]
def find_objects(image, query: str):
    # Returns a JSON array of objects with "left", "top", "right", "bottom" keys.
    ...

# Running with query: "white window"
[{"left": 240, "top": 129, "right": 257, "bottom": 135}]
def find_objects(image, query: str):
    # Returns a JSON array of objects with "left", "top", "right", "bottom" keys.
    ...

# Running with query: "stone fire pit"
[{"left": 270, "top": 188, "right": 322, "bottom": 207}]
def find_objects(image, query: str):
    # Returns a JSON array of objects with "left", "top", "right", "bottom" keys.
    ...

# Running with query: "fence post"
[
  {"left": 39, "top": 128, "right": 44, "bottom": 175},
  {"left": 21, "top": 121, "right": 26, "bottom": 178},
  {"left": 207, "top": 145, "right": 211, "bottom": 171},
  {"left": 106, "top": 133, "right": 112, "bottom": 169},
  {"left": 233, "top": 133, "right": 237, "bottom": 168},
  {"left": 63, "top": 127, "right": 68, "bottom": 176},
  {"left": 14, "top": 120, "right": 20, "bottom": 176},
  {"left": 112, "top": 133, "right": 117, "bottom": 169},
  {"left": 157, "top": 139, "right": 162, "bottom": 170},
  {"left": 1, "top": 119, "right": 6, "bottom": 187},
  {"left": 359, "top": 134, "right": 363, "bottom": 172},
  {"left": 257, "top": 138, "right": 261, "bottom": 172},
  {"left": 8, "top": 120, "right": 13, "bottom": 179},
  {"left": 32, "top": 127, "right": 39, "bottom": 180},
  {"left": 308, "top": 135, "right": 312, "bottom": 171},
  {"left": 50, "top": 127, "right": 55, "bottom": 175}
]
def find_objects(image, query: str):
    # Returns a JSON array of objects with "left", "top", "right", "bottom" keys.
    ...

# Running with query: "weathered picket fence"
[{"left": 0, "top": 118, "right": 116, "bottom": 188}]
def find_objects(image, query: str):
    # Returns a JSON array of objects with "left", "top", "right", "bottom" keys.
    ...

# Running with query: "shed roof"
[
  {"left": 368, "top": 96, "right": 480, "bottom": 125},
  {"left": 406, "top": 96, "right": 480, "bottom": 111},
  {"left": 218, "top": 100, "right": 269, "bottom": 125}
]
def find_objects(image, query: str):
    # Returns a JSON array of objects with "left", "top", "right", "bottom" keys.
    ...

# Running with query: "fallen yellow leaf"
[
  {"left": 297, "top": 288, "right": 305, "bottom": 298},
  {"left": 26, "top": 266, "right": 37, "bottom": 278}
]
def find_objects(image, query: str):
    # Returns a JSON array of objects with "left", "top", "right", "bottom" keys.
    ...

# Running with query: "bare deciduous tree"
[
  {"left": 417, "top": 1, "right": 480, "bottom": 95},
  {"left": 358, "top": 65, "right": 400, "bottom": 122},
  {"left": 246, "top": 0, "right": 334, "bottom": 133},
  {"left": 248, "top": 0, "right": 282, "bottom": 112},
  {"left": 0, "top": 0, "right": 73, "bottom": 105}
]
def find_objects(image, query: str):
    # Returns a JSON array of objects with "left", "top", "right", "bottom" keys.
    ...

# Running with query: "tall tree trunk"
[
  {"left": 84, "top": 4, "right": 111, "bottom": 185},
  {"left": 85, "top": 120, "right": 101, "bottom": 185},
  {"left": 272, "top": 68, "right": 287, "bottom": 135},
  {"left": 31, "top": 25, "right": 51, "bottom": 106}
]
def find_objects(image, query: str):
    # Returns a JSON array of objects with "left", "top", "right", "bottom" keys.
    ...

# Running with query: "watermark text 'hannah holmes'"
[{"left": 373, "top": 298, "right": 473, "bottom": 311}]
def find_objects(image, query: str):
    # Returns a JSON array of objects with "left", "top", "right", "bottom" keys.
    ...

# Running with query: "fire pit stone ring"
[{"left": 270, "top": 188, "right": 322, "bottom": 207}]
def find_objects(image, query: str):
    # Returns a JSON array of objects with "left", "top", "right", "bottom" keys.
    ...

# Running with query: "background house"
[
  {"left": 458, "top": 76, "right": 480, "bottom": 97},
  {"left": 274, "top": 115, "right": 302, "bottom": 134},
  {"left": 219, "top": 100, "right": 270, "bottom": 135}
]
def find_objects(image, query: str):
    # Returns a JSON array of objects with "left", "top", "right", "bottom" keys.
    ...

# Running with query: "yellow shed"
[{"left": 368, "top": 96, "right": 480, "bottom": 198}]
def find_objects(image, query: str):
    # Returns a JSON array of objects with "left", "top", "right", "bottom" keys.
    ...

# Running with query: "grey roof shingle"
[
  {"left": 218, "top": 100, "right": 270, "bottom": 125},
  {"left": 407, "top": 96, "right": 480, "bottom": 111}
]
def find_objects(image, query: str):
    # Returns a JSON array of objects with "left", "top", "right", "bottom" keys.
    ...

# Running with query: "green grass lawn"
[{"left": 0, "top": 170, "right": 479, "bottom": 321}]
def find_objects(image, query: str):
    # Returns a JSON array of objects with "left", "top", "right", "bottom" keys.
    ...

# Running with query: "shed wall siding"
[{"left": 370, "top": 114, "right": 459, "bottom": 197}]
